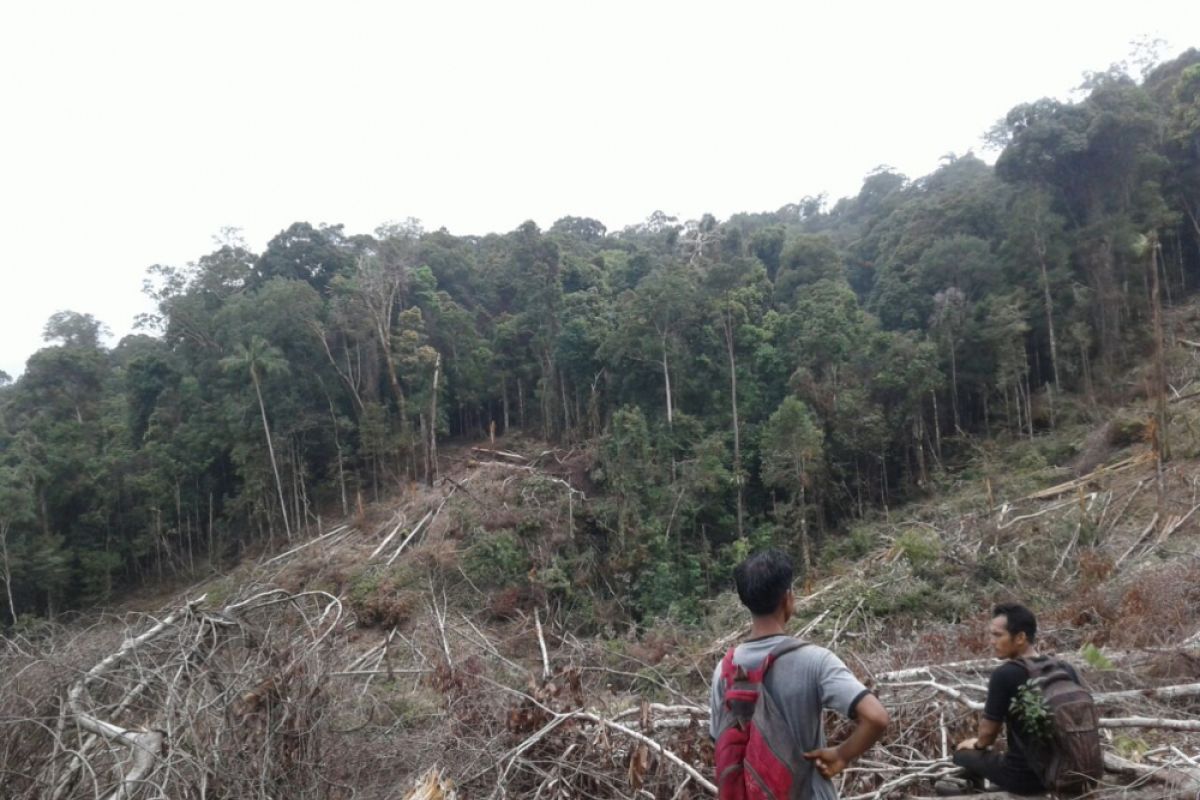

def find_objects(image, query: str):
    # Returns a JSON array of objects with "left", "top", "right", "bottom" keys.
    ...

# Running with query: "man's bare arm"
[
  {"left": 804, "top": 694, "right": 890, "bottom": 779},
  {"left": 957, "top": 717, "right": 1002, "bottom": 750}
]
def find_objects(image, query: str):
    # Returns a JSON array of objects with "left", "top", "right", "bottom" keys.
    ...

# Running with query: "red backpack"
[{"left": 714, "top": 638, "right": 810, "bottom": 800}]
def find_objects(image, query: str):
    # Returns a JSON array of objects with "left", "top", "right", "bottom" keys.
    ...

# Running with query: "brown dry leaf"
[
  {"left": 402, "top": 766, "right": 457, "bottom": 800},
  {"left": 627, "top": 742, "right": 652, "bottom": 790}
]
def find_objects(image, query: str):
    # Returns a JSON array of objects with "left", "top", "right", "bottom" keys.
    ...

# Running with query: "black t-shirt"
[{"left": 983, "top": 658, "right": 1080, "bottom": 770}]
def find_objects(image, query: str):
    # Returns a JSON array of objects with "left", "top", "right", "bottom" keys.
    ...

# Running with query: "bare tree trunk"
[
  {"left": 251, "top": 367, "right": 291, "bottom": 541},
  {"left": 328, "top": 400, "right": 349, "bottom": 517},
  {"left": 930, "top": 389, "right": 942, "bottom": 460},
  {"left": 1150, "top": 236, "right": 1169, "bottom": 525},
  {"left": 1034, "top": 225, "right": 1062, "bottom": 393},
  {"left": 559, "top": 367, "right": 571, "bottom": 440},
  {"left": 661, "top": 330, "right": 674, "bottom": 427},
  {"left": 427, "top": 354, "right": 440, "bottom": 488},
  {"left": 946, "top": 330, "right": 962, "bottom": 432},
  {"left": 502, "top": 376, "right": 510, "bottom": 433},
  {"left": 722, "top": 310, "right": 745, "bottom": 539},
  {"left": 0, "top": 523, "right": 16, "bottom": 625},
  {"left": 518, "top": 377, "right": 526, "bottom": 430}
]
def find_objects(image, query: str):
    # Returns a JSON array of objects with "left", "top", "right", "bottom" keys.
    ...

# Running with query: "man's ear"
[{"left": 784, "top": 589, "right": 796, "bottom": 620}]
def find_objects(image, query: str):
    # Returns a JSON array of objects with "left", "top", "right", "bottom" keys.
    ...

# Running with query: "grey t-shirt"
[{"left": 710, "top": 636, "right": 870, "bottom": 800}]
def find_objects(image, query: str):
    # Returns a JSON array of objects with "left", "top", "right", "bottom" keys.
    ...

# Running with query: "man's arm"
[
  {"left": 804, "top": 694, "right": 890, "bottom": 779},
  {"left": 957, "top": 663, "right": 1018, "bottom": 750},
  {"left": 956, "top": 717, "right": 1002, "bottom": 751}
]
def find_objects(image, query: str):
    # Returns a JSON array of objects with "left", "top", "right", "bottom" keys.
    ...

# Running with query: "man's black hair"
[
  {"left": 993, "top": 602, "right": 1037, "bottom": 642},
  {"left": 734, "top": 549, "right": 793, "bottom": 616}
]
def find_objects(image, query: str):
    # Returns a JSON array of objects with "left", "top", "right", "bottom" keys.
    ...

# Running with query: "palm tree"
[{"left": 221, "top": 337, "right": 292, "bottom": 540}]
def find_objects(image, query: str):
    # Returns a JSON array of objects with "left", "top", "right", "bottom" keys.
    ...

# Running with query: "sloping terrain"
[{"left": 6, "top": 374, "right": 1200, "bottom": 798}]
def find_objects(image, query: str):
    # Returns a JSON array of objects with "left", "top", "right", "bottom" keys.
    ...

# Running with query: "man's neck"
[{"left": 749, "top": 617, "right": 787, "bottom": 639}]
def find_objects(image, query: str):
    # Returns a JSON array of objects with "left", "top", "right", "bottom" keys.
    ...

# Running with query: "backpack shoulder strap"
[
  {"left": 743, "top": 638, "right": 809, "bottom": 682},
  {"left": 1015, "top": 656, "right": 1079, "bottom": 687},
  {"left": 720, "top": 646, "right": 739, "bottom": 689}
]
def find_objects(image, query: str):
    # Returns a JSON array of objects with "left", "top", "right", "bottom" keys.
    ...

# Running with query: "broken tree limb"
[
  {"left": 534, "top": 608, "right": 550, "bottom": 682},
  {"left": 369, "top": 514, "right": 408, "bottom": 560},
  {"left": 388, "top": 487, "right": 458, "bottom": 566},
  {"left": 1094, "top": 683, "right": 1200, "bottom": 704},
  {"left": 385, "top": 510, "right": 433, "bottom": 564},
  {"left": 265, "top": 524, "right": 351, "bottom": 565},
  {"left": 471, "top": 446, "right": 528, "bottom": 462},
  {"left": 997, "top": 496, "right": 1081, "bottom": 530},
  {"left": 474, "top": 460, "right": 585, "bottom": 498},
  {"left": 882, "top": 681, "right": 985, "bottom": 710},
  {"left": 574, "top": 711, "right": 718, "bottom": 795},
  {"left": 1098, "top": 717, "right": 1200, "bottom": 731},
  {"left": 1019, "top": 453, "right": 1152, "bottom": 503},
  {"left": 1104, "top": 751, "right": 1200, "bottom": 794},
  {"left": 876, "top": 657, "right": 999, "bottom": 682},
  {"left": 1116, "top": 513, "right": 1161, "bottom": 567},
  {"left": 62, "top": 596, "right": 205, "bottom": 800}
]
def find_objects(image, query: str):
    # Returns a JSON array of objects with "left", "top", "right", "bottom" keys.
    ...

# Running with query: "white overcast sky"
[{"left": 1, "top": 1, "right": 1197, "bottom": 378}]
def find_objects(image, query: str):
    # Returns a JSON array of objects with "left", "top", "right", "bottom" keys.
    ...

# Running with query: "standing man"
[
  {"left": 949, "top": 603, "right": 1081, "bottom": 795},
  {"left": 711, "top": 549, "right": 889, "bottom": 799}
]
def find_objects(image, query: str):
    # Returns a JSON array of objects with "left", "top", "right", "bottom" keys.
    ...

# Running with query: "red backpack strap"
[
  {"left": 720, "top": 647, "right": 740, "bottom": 689},
  {"left": 724, "top": 637, "right": 809, "bottom": 687}
]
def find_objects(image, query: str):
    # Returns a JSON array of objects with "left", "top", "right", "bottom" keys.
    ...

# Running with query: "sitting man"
[
  {"left": 710, "top": 548, "right": 889, "bottom": 799},
  {"left": 949, "top": 602, "right": 1079, "bottom": 795}
]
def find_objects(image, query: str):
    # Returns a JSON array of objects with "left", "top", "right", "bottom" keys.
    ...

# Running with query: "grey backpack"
[{"left": 1013, "top": 657, "right": 1104, "bottom": 794}]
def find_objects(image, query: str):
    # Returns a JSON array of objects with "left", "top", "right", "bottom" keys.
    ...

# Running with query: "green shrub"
[
  {"left": 896, "top": 530, "right": 941, "bottom": 568},
  {"left": 823, "top": 524, "right": 879, "bottom": 563},
  {"left": 1080, "top": 642, "right": 1114, "bottom": 671},
  {"left": 463, "top": 531, "right": 530, "bottom": 588}
]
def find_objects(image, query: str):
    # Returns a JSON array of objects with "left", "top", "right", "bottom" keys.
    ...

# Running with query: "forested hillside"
[{"left": 1, "top": 50, "right": 1199, "bottom": 626}]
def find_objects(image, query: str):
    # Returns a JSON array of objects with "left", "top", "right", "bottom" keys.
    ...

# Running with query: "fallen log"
[
  {"left": 471, "top": 446, "right": 527, "bottom": 462},
  {"left": 1104, "top": 752, "right": 1200, "bottom": 796},
  {"left": 60, "top": 596, "right": 206, "bottom": 800},
  {"left": 1019, "top": 453, "right": 1151, "bottom": 503},
  {"left": 1094, "top": 683, "right": 1200, "bottom": 704}
]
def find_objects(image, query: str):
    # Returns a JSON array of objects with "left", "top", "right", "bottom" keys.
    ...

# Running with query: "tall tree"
[{"left": 221, "top": 337, "right": 292, "bottom": 540}]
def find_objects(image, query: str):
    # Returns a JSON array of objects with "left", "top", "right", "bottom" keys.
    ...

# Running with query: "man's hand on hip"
[{"left": 804, "top": 748, "right": 848, "bottom": 779}]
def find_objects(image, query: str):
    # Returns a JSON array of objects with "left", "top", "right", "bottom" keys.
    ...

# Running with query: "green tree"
[
  {"left": 221, "top": 337, "right": 292, "bottom": 539},
  {"left": 761, "top": 396, "right": 825, "bottom": 576}
]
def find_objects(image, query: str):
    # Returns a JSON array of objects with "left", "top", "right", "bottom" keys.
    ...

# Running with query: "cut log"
[
  {"left": 470, "top": 446, "right": 528, "bottom": 462},
  {"left": 1019, "top": 453, "right": 1151, "bottom": 503}
]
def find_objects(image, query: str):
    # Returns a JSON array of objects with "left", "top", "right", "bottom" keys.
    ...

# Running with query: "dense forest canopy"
[{"left": 2, "top": 50, "right": 1199, "bottom": 624}]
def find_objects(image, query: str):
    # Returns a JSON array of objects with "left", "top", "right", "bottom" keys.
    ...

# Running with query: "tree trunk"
[
  {"left": 252, "top": 367, "right": 291, "bottom": 541},
  {"left": 930, "top": 389, "right": 942, "bottom": 461},
  {"left": 722, "top": 310, "right": 745, "bottom": 539},
  {"left": 1034, "top": 226, "right": 1062, "bottom": 393},
  {"left": 1147, "top": 237, "right": 1166, "bottom": 525},
  {"left": 559, "top": 368, "right": 571, "bottom": 440},
  {"left": 328, "top": 402, "right": 349, "bottom": 517},
  {"left": 948, "top": 336, "right": 961, "bottom": 432},
  {"left": 661, "top": 330, "right": 674, "bottom": 427},
  {"left": 427, "top": 354, "right": 440, "bottom": 488},
  {"left": 0, "top": 524, "right": 16, "bottom": 625},
  {"left": 502, "top": 377, "right": 510, "bottom": 433},
  {"left": 517, "top": 378, "right": 526, "bottom": 430}
]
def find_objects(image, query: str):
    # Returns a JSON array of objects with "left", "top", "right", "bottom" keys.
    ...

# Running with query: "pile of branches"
[
  {"left": 0, "top": 588, "right": 343, "bottom": 800},
  {"left": 475, "top": 653, "right": 1200, "bottom": 800}
]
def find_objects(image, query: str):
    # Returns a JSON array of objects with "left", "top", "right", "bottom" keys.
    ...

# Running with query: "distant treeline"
[{"left": 1, "top": 50, "right": 1198, "bottom": 622}]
